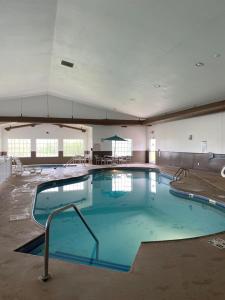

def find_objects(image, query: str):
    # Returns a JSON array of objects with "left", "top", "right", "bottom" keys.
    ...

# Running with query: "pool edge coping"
[{"left": 29, "top": 165, "right": 225, "bottom": 273}]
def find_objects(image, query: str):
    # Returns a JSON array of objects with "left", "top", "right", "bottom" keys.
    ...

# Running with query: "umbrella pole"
[{"left": 113, "top": 141, "right": 116, "bottom": 165}]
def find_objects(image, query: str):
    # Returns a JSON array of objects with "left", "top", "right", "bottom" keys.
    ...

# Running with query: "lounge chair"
[{"left": 12, "top": 157, "right": 42, "bottom": 175}]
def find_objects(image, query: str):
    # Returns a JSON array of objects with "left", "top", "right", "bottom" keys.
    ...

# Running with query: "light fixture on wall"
[
  {"left": 188, "top": 134, "right": 193, "bottom": 140},
  {"left": 158, "top": 149, "right": 161, "bottom": 157},
  {"left": 195, "top": 62, "right": 204, "bottom": 67}
]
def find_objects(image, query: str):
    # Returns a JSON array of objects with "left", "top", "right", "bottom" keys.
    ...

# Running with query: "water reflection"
[
  {"left": 36, "top": 178, "right": 92, "bottom": 217},
  {"left": 112, "top": 173, "right": 132, "bottom": 192},
  {"left": 42, "top": 187, "right": 59, "bottom": 193},
  {"left": 150, "top": 172, "right": 157, "bottom": 193},
  {"left": 63, "top": 182, "right": 84, "bottom": 191}
]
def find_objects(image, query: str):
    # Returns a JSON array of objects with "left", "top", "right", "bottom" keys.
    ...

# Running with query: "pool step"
[{"left": 53, "top": 251, "right": 130, "bottom": 272}]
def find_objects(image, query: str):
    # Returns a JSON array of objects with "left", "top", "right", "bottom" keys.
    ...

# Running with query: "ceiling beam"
[
  {"left": 4, "top": 122, "right": 87, "bottom": 132},
  {"left": 1, "top": 99, "right": 225, "bottom": 127},
  {"left": 4, "top": 123, "right": 38, "bottom": 131},
  {"left": 143, "top": 99, "right": 225, "bottom": 125},
  {"left": 54, "top": 124, "right": 86, "bottom": 132},
  {"left": 0, "top": 116, "right": 143, "bottom": 126}
]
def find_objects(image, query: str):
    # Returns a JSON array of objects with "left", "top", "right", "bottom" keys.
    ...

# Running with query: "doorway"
[{"left": 149, "top": 138, "right": 156, "bottom": 164}]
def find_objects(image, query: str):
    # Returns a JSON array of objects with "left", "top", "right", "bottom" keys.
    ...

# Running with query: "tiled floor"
[{"left": 1, "top": 164, "right": 225, "bottom": 300}]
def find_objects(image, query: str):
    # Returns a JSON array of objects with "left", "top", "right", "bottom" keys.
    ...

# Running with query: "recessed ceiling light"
[
  {"left": 213, "top": 53, "right": 221, "bottom": 58},
  {"left": 195, "top": 62, "right": 204, "bottom": 67},
  {"left": 153, "top": 84, "right": 161, "bottom": 88}
]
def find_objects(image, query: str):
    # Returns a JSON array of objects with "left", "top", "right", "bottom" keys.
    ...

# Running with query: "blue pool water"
[{"left": 32, "top": 169, "right": 225, "bottom": 271}]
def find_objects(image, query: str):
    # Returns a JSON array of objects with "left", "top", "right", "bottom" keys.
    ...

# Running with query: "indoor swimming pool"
[{"left": 25, "top": 169, "right": 225, "bottom": 272}]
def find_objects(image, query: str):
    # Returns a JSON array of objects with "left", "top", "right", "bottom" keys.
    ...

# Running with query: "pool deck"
[{"left": 1, "top": 164, "right": 225, "bottom": 300}]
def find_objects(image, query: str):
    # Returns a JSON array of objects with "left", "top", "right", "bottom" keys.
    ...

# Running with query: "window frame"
[
  {"left": 7, "top": 139, "right": 31, "bottom": 158},
  {"left": 112, "top": 139, "right": 132, "bottom": 157},
  {"left": 63, "top": 139, "right": 84, "bottom": 157},
  {"left": 36, "top": 139, "right": 59, "bottom": 157}
]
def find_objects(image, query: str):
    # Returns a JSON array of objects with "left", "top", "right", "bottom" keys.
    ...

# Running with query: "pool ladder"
[
  {"left": 173, "top": 168, "right": 189, "bottom": 181},
  {"left": 40, "top": 203, "right": 99, "bottom": 282}
]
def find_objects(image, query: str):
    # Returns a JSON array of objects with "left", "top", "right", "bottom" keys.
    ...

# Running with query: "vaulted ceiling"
[{"left": 1, "top": 0, "right": 225, "bottom": 118}]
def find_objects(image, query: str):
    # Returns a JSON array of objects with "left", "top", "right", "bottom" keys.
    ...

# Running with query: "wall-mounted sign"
[{"left": 201, "top": 141, "right": 207, "bottom": 153}]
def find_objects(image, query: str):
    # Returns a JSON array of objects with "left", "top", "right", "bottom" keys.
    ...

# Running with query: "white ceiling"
[
  {"left": 1, "top": 0, "right": 225, "bottom": 118},
  {"left": 0, "top": 0, "right": 57, "bottom": 97}
]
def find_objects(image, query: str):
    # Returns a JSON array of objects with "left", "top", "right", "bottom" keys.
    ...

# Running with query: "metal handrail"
[
  {"left": 63, "top": 156, "right": 87, "bottom": 167},
  {"left": 63, "top": 157, "right": 76, "bottom": 167},
  {"left": 174, "top": 168, "right": 183, "bottom": 180},
  {"left": 40, "top": 203, "right": 99, "bottom": 281},
  {"left": 173, "top": 167, "right": 189, "bottom": 181}
]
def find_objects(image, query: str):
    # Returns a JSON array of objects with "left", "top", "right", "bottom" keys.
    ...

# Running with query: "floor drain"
[{"left": 208, "top": 238, "right": 225, "bottom": 249}]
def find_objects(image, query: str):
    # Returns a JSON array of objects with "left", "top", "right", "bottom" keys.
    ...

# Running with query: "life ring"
[{"left": 221, "top": 166, "right": 225, "bottom": 178}]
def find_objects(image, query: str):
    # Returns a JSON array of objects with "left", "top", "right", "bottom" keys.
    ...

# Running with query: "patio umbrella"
[{"left": 103, "top": 135, "right": 127, "bottom": 158}]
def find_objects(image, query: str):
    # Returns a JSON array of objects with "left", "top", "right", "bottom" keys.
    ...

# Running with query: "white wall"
[
  {"left": 0, "top": 95, "right": 137, "bottom": 120},
  {"left": 0, "top": 127, "right": 2, "bottom": 152},
  {"left": 1, "top": 124, "right": 92, "bottom": 153},
  {"left": 2, "top": 94, "right": 225, "bottom": 156},
  {"left": 148, "top": 112, "right": 225, "bottom": 154},
  {"left": 1, "top": 123, "right": 146, "bottom": 160},
  {"left": 93, "top": 125, "right": 147, "bottom": 151}
]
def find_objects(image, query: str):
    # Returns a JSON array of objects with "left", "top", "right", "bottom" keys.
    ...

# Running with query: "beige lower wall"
[
  {"left": 3, "top": 151, "right": 75, "bottom": 165},
  {"left": 92, "top": 151, "right": 147, "bottom": 164},
  {"left": 157, "top": 151, "right": 225, "bottom": 173},
  {"left": 4, "top": 150, "right": 147, "bottom": 165}
]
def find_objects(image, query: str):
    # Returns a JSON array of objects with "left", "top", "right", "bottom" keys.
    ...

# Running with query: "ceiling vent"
[{"left": 61, "top": 60, "right": 74, "bottom": 68}]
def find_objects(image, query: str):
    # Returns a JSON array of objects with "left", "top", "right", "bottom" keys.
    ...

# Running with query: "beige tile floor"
[{"left": 1, "top": 164, "right": 225, "bottom": 300}]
